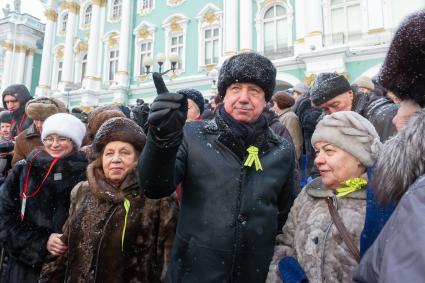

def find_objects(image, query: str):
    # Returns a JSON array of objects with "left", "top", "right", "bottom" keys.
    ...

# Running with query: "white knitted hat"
[
  {"left": 311, "top": 111, "right": 382, "bottom": 167},
  {"left": 41, "top": 113, "right": 86, "bottom": 149}
]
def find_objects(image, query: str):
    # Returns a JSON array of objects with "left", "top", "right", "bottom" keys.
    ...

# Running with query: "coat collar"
[{"left": 305, "top": 177, "right": 367, "bottom": 200}]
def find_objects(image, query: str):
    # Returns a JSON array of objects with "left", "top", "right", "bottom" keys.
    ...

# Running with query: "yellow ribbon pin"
[
  {"left": 244, "top": 146, "right": 263, "bottom": 171},
  {"left": 122, "top": 197, "right": 131, "bottom": 252},
  {"left": 336, "top": 178, "right": 367, "bottom": 198}
]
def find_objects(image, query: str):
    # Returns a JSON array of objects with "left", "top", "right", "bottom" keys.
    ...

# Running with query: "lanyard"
[
  {"left": 20, "top": 150, "right": 60, "bottom": 221},
  {"left": 10, "top": 112, "right": 27, "bottom": 135}
]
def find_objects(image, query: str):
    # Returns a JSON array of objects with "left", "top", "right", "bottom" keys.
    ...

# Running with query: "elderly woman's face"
[
  {"left": 314, "top": 142, "right": 365, "bottom": 190},
  {"left": 102, "top": 141, "right": 137, "bottom": 186},
  {"left": 43, "top": 134, "right": 74, "bottom": 158}
]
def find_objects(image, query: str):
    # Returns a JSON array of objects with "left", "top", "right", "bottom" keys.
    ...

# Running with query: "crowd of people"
[{"left": 0, "top": 9, "right": 422, "bottom": 283}]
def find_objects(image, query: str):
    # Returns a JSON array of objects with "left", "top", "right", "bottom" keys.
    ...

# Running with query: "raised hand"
[{"left": 148, "top": 72, "right": 188, "bottom": 147}]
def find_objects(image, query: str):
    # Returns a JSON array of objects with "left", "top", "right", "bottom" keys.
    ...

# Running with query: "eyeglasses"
[{"left": 42, "top": 135, "right": 71, "bottom": 146}]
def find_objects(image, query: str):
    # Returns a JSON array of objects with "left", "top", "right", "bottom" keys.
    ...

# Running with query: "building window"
[
  {"left": 108, "top": 49, "right": 119, "bottom": 81},
  {"left": 263, "top": 4, "right": 288, "bottom": 52},
  {"left": 81, "top": 54, "right": 87, "bottom": 82},
  {"left": 139, "top": 41, "right": 152, "bottom": 75},
  {"left": 112, "top": 0, "right": 122, "bottom": 18},
  {"left": 84, "top": 4, "right": 92, "bottom": 26},
  {"left": 330, "top": 0, "right": 362, "bottom": 42},
  {"left": 203, "top": 27, "right": 219, "bottom": 65},
  {"left": 141, "top": 0, "right": 153, "bottom": 9},
  {"left": 170, "top": 34, "right": 184, "bottom": 70},
  {"left": 57, "top": 61, "right": 63, "bottom": 84},
  {"left": 60, "top": 13, "right": 68, "bottom": 33}
]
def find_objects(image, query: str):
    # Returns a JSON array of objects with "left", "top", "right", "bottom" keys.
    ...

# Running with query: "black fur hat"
[
  {"left": 379, "top": 10, "right": 425, "bottom": 106},
  {"left": 310, "top": 73, "right": 352, "bottom": 106},
  {"left": 217, "top": 52, "right": 276, "bottom": 102}
]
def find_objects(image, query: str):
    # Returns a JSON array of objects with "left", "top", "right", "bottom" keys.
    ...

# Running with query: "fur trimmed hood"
[{"left": 374, "top": 109, "right": 425, "bottom": 203}]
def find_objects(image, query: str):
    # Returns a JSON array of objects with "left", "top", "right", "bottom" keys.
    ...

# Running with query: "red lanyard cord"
[{"left": 10, "top": 112, "right": 27, "bottom": 134}]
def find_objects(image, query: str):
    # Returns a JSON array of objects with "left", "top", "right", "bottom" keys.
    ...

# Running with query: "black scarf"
[{"left": 219, "top": 105, "right": 268, "bottom": 146}]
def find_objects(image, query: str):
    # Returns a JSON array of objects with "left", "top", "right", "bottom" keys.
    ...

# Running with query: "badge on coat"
[{"left": 54, "top": 173, "right": 62, "bottom": 181}]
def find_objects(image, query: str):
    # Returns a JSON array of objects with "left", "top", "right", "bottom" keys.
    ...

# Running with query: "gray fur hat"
[
  {"left": 26, "top": 97, "right": 67, "bottom": 121},
  {"left": 217, "top": 52, "right": 276, "bottom": 102},
  {"left": 311, "top": 111, "right": 381, "bottom": 167},
  {"left": 310, "top": 73, "right": 352, "bottom": 106}
]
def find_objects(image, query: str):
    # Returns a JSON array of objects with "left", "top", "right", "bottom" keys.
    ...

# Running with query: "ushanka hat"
[
  {"left": 378, "top": 10, "right": 425, "bottom": 106},
  {"left": 92, "top": 117, "right": 146, "bottom": 154},
  {"left": 311, "top": 111, "right": 381, "bottom": 167},
  {"left": 310, "top": 73, "right": 352, "bottom": 106},
  {"left": 41, "top": 113, "right": 86, "bottom": 149},
  {"left": 25, "top": 97, "right": 67, "bottom": 121},
  {"left": 217, "top": 52, "right": 276, "bottom": 102},
  {"left": 177, "top": 88, "right": 205, "bottom": 114}
]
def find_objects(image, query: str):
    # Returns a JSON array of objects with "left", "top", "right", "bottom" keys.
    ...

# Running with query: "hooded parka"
[
  {"left": 138, "top": 111, "right": 296, "bottom": 283},
  {"left": 0, "top": 149, "right": 87, "bottom": 283}
]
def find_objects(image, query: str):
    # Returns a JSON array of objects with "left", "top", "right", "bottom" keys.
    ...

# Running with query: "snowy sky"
[{"left": 2, "top": 0, "right": 46, "bottom": 23}]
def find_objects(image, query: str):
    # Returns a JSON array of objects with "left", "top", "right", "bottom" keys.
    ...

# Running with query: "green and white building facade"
[{"left": 0, "top": 0, "right": 424, "bottom": 109}]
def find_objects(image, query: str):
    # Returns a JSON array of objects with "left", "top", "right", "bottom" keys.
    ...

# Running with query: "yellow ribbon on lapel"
[
  {"left": 336, "top": 178, "right": 367, "bottom": 198},
  {"left": 244, "top": 146, "right": 263, "bottom": 171},
  {"left": 122, "top": 197, "right": 131, "bottom": 252}
]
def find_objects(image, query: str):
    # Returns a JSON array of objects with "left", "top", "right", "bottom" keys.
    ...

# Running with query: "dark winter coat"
[
  {"left": 0, "top": 149, "right": 87, "bottom": 283},
  {"left": 2, "top": 84, "right": 33, "bottom": 138},
  {"left": 11, "top": 123, "right": 43, "bottom": 166},
  {"left": 40, "top": 159, "right": 178, "bottom": 283},
  {"left": 138, "top": 111, "right": 296, "bottom": 283},
  {"left": 352, "top": 92, "right": 397, "bottom": 142}
]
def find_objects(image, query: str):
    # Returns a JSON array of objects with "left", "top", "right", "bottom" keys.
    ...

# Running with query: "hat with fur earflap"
[
  {"left": 0, "top": 110, "right": 12, "bottom": 124},
  {"left": 217, "top": 52, "right": 276, "bottom": 102},
  {"left": 311, "top": 111, "right": 381, "bottom": 167},
  {"left": 92, "top": 117, "right": 146, "bottom": 154},
  {"left": 310, "top": 73, "right": 352, "bottom": 106},
  {"left": 379, "top": 10, "right": 425, "bottom": 106},
  {"left": 85, "top": 106, "right": 126, "bottom": 144},
  {"left": 25, "top": 97, "right": 67, "bottom": 121},
  {"left": 41, "top": 113, "right": 86, "bottom": 149},
  {"left": 352, "top": 76, "right": 375, "bottom": 91},
  {"left": 177, "top": 88, "right": 205, "bottom": 114}
]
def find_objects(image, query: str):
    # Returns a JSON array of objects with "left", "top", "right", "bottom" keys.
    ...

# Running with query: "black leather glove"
[{"left": 148, "top": 72, "right": 187, "bottom": 147}]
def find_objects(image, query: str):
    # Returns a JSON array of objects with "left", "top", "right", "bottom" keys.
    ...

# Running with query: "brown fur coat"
[
  {"left": 40, "top": 159, "right": 178, "bottom": 283},
  {"left": 266, "top": 177, "right": 366, "bottom": 283}
]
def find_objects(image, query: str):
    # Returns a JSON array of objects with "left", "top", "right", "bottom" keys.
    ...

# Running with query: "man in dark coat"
[
  {"left": 138, "top": 52, "right": 296, "bottom": 283},
  {"left": 2, "top": 84, "right": 33, "bottom": 139},
  {"left": 309, "top": 73, "right": 397, "bottom": 142}
]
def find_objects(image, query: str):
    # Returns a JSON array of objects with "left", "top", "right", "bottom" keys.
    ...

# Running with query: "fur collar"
[
  {"left": 305, "top": 177, "right": 367, "bottom": 200},
  {"left": 87, "top": 158, "right": 139, "bottom": 203}
]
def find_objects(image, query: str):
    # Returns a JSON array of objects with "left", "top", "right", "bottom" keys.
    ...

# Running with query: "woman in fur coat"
[
  {"left": 0, "top": 113, "right": 88, "bottom": 283},
  {"left": 40, "top": 117, "right": 178, "bottom": 283},
  {"left": 266, "top": 111, "right": 381, "bottom": 283}
]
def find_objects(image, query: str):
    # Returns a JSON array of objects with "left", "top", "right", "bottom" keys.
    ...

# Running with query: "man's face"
[
  {"left": 4, "top": 95, "right": 20, "bottom": 112},
  {"left": 223, "top": 83, "right": 266, "bottom": 123},
  {"left": 318, "top": 91, "right": 354, "bottom": 115}
]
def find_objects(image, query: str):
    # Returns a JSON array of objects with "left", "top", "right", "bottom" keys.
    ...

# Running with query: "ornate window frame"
[
  {"left": 167, "top": 0, "right": 186, "bottom": 7},
  {"left": 52, "top": 45, "right": 65, "bottom": 90},
  {"left": 255, "top": 0, "right": 294, "bottom": 53},
  {"left": 162, "top": 14, "right": 189, "bottom": 74},
  {"left": 133, "top": 21, "right": 156, "bottom": 81},
  {"left": 102, "top": 31, "right": 120, "bottom": 85},
  {"left": 138, "top": 0, "right": 155, "bottom": 15},
  {"left": 80, "top": 1, "right": 92, "bottom": 30},
  {"left": 57, "top": 11, "right": 68, "bottom": 36},
  {"left": 73, "top": 39, "right": 88, "bottom": 86},
  {"left": 197, "top": 3, "right": 223, "bottom": 72},
  {"left": 108, "top": 0, "right": 122, "bottom": 22}
]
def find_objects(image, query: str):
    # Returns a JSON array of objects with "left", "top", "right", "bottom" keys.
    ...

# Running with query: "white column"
[
  {"left": 60, "top": 3, "right": 78, "bottom": 89},
  {"left": 24, "top": 49, "right": 35, "bottom": 89},
  {"left": 1, "top": 49, "right": 13, "bottom": 91},
  {"left": 37, "top": 8, "right": 57, "bottom": 96},
  {"left": 304, "top": 0, "right": 323, "bottom": 50},
  {"left": 367, "top": 0, "right": 384, "bottom": 30},
  {"left": 223, "top": 0, "right": 238, "bottom": 56},
  {"left": 83, "top": 0, "right": 104, "bottom": 90},
  {"left": 294, "top": 0, "right": 306, "bottom": 54},
  {"left": 14, "top": 49, "right": 27, "bottom": 84},
  {"left": 239, "top": 0, "right": 252, "bottom": 51},
  {"left": 115, "top": 0, "right": 131, "bottom": 86}
]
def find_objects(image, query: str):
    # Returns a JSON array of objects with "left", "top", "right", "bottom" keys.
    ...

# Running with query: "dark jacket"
[
  {"left": 40, "top": 159, "right": 178, "bottom": 283},
  {"left": 2, "top": 84, "right": 33, "bottom": 138},
  {"left": 0, "top": 149, "right": 87, "bottom": 283},
  {"left": 138, "top": 112, "right": 296, "bottom": 283},
  {"left": 11, "top": 123, "right": 43, "bottom": 166},
  {"left": 352, "top": 92, "right": 397, "bottom": 142}
]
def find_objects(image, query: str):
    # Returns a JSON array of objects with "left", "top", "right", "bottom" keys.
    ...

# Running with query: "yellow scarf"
[
  {"left": 244, "top": 146, "right": 263, "bottom": 171},
  {"left": 336, "top": 178, "right": 367, "bottom": 197}
]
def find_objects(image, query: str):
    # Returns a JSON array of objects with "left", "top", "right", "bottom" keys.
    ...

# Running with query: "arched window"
[
  {"left": 108, "top": 49, "right": 119, "bottom": 81},
  {"left": 203, "top": 27, "right": 220, "bottom": 65},
  {"left": 57, "top": 61, "right": 63, "bottom": 84},
  {"left": 139, "top": 41, "right": 152, "bottom": 75},
  {"left": 112, "top": 0, "right": 122, "bottom": 18},
  {"left": 60, "top": 13, "right": 68, "bottom": 33},
  {"left": 263, "top": 4, "right": 288, "bottom": 52},
  {"left": 330, "top": 0, "right": 362, "bottom": 43},
  {"left": 81, "top": 54, "right": 87, "bottom": 82},
  {"left": 142, "top": 0, "right": 153, "bottom": 9},
  {"left": 84, "top": 4, "right": 92, "bottom": 25}
]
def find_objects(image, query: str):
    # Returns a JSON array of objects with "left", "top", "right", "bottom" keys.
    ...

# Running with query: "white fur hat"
[
  {"left": 41, "top": 113, "right": 86, "bottom": 149},
  {"left": 311, "top": 111, "right": 381, "bottom": 167}
]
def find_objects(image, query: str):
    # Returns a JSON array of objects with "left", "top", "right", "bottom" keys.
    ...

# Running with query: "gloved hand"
[{"left": 148, "top": 72, "right": 187, "bottom": 147}]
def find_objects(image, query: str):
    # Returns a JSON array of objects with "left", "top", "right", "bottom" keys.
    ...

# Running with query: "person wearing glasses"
[{"left": 0, "top": 113, "right": 87, "bottom": 283}]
